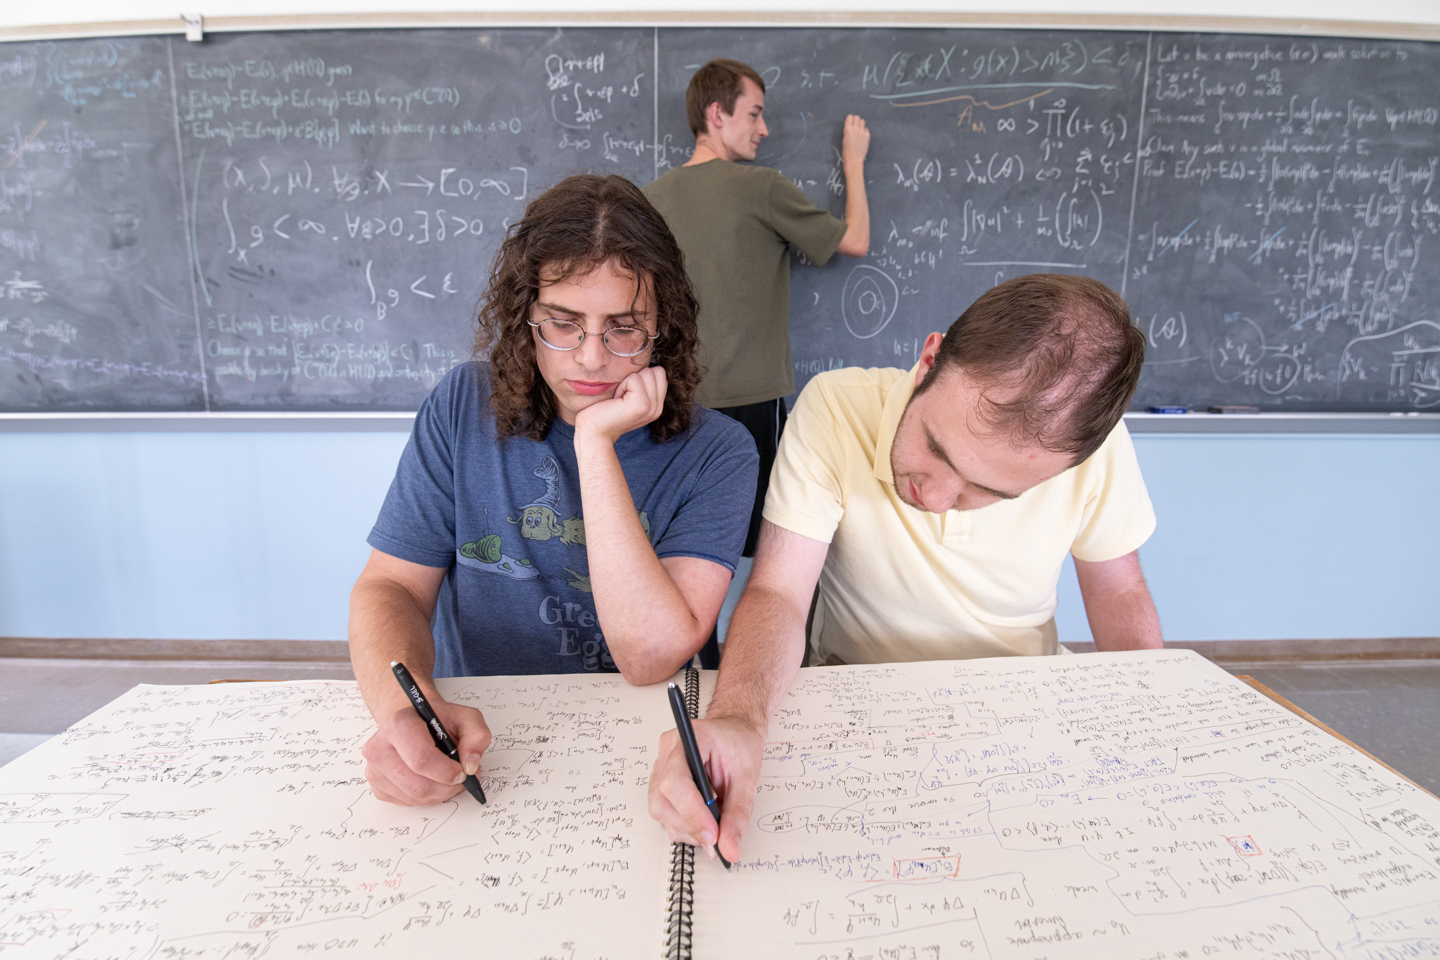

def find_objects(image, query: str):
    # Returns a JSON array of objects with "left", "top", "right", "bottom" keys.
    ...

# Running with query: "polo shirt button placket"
[{"left": 942, "top": 510, "right": 972, "bottom": 547}]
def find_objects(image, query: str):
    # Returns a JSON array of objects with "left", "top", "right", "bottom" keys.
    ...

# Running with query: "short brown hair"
[
  {"left": 914, "top": 274, "right": 1145, "bottom": 465},
  {"left": 686, "top": 58, "right": 766, "bottom": 138},
  {"left": 473, "top": 174, "right": 701, "bottom": 443}
]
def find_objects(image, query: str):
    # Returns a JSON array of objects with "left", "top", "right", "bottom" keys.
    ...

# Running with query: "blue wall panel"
[
  {"left": 0, "top": 432, "right": 407, "bottom": 640},
  {"left": 1054, "top": 434, "right": 1440, "bottom": 644},
  {"left": 2, "top": 431, "right": 1436, "bottom": 643}
]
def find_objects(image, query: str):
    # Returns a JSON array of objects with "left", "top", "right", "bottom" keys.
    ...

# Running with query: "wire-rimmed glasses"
[{"left": 528, "top": 318, "right": 658, "bottom": 357}]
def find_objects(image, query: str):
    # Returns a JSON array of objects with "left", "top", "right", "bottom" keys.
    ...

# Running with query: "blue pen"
[{"left": 667, "top": 682, "right": 731, "bottom": 869}]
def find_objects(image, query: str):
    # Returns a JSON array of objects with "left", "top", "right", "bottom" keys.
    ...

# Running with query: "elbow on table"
[
  {"left": 615, "top": 655, "right": 696, "bottom": 687},
  {"left": 610, "top": 633, "right": 710, "bottom": 686}
]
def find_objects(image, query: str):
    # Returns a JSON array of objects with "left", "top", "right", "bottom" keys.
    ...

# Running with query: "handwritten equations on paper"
[
  {"left": 0, "top": 651, "right": 1435, "bottom": 958},
  {"left": 0, "top": 676, "right": 675, "bottom": 958},
  {"left": 691, "top": 651, "right": 1440, "bottom": 959}
]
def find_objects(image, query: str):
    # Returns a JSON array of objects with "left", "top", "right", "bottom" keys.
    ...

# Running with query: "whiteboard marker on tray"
[{"left": 1148, "top": 405, "right": 1188, "bottom": 414}]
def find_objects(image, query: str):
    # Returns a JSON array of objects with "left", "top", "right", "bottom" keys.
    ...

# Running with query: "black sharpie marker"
[{"left": 391, "top": 660, "right": 486, "bottom": 805}]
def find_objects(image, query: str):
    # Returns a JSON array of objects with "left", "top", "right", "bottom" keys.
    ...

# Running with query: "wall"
[
  {"left": 2, "top": 0, "right": 1438, "bottom": 645},
  {"left": 1059, "top": 433, "right": 1440, "bottom": 645},
  {"left": 0, "top": 430, "right": 405, "bottom": 640},
  {"left": 2, "top": 429, "right": 1436, "bottom": 643}
]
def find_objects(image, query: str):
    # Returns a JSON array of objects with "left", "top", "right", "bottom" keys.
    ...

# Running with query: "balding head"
[{"left": 914, "top": 274, "right": 1145, "bottom": 465}]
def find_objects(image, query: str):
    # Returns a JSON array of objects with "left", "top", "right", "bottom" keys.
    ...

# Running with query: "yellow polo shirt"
[{"left": 763, "top": 364, "right": 1156, "bottom": 664}]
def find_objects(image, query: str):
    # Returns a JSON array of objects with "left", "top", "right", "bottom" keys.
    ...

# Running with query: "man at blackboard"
[
  {"left": 648, "top": 274, "right": 1163, "bottom": 862},
  {"left": 644, "top": 58, "right": 872, "bottom": 557}
]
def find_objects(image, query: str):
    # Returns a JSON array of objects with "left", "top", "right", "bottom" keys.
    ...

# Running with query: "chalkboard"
[
  {"left": 1, "top": 37, "right": 203, "bottom": 409},
  {"left": 2, "top": 25, "right": 1438, "bottom": 412}
]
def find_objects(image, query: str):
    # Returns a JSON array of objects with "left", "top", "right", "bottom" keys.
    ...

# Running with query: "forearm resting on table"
[
  {"left": 645, "top": 523, "right": 826, "bottom": 861},
  {"left": 350, "top": 551, "right": 492, "bottom": 805},
  {"left": 705, "top": 584, "right": 804, "bottom": 729}
]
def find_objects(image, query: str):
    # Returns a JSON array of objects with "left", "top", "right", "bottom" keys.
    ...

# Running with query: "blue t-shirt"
[{"left": 368, "top": 363, "right": 759, "bottom": 677}]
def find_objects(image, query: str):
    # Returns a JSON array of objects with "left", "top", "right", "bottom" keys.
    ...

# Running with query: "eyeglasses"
[{"left": 528, "top": 318, "right": 658, "bottom": 358}]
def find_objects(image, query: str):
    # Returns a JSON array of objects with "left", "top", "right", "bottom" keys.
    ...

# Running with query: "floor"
[
  {"left": 0, "top": 656, "right": 1433, "bottom": 796},
  {"left": 1226, "top": 659, "right": 1440, "bottom": 795}
]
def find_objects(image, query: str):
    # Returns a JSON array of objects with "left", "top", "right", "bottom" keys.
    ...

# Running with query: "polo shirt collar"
[{"left": 873, "top": 361, "right": 924, "bottom": 485}]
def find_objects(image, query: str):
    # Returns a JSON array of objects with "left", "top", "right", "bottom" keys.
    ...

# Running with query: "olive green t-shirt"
[{"left": 644, "top": 160, "right": 848, "bottom": 408}]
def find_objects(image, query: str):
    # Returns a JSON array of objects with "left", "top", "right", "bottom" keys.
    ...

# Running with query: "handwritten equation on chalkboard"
[
  {"left": 697, "top": 30, "right": 1440, "bottom": 411},
  {"left": 0, "top": 31, "right": 654, "bottom": 411},
  {"left": 691, "top": 652, "right": 1440, "bottom": 959},
  {"left": 178, "top": 33, "right": 655, "bottom": 410},
  {"left": 1, "top": 28, "right": 1438, "bottom": 411}
]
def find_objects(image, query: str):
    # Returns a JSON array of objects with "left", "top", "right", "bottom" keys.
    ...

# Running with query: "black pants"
[
  {"left": 713, "top": 397, "right": 788, "bottom": 559},
  {"left": 695, "top": 398, "right": 788, "bottom": 669}
]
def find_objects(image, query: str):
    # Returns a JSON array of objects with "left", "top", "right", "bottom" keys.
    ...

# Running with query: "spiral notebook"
[
  {"left": 0, "top": 651, "right": 1434, "bottom": 959},
  {"left": 663, "top": 666, "right": 705, "bottom": 959},
  {"left": 661, "top": 651, "right": 1440, "bottom": 959}
]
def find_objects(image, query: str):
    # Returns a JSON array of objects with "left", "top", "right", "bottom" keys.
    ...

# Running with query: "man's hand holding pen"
[{"left": 648, "top": 713, "right": 766, "bottom": 866}]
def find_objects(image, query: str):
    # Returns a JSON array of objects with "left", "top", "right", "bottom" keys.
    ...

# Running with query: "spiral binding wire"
[
  {"left": 662, "top": 668, "right": 701, "bottom": 960},
  {"left": 683, "top": 667, "right": 700, "bottom": 717},
  {"left": 664, "top": 839, "right": 696, "bottom": 959}
]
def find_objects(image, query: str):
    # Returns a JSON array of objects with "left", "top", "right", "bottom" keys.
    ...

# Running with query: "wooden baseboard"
[
  {"left": 0, "top": 637, "right": 350, "bottom": 663},
  {"left": 1062, "top": 637, "right": 1440, "bottom": 663}
]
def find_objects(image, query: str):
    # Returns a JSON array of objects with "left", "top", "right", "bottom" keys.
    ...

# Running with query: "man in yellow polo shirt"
[{"left": 648, "top": 273, "right": 1163, "bottom": 863}]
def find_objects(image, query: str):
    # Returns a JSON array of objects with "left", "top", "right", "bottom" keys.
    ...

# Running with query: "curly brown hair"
[{"left": 474, "top": 174, "right": 702, "bottom": 443}]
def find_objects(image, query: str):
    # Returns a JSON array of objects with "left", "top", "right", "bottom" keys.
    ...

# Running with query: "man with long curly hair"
[{"left": 348, "top": 175, "right": 758, "bottom": 806}]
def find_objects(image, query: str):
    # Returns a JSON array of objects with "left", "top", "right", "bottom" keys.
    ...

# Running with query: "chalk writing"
[
  {"left": 175, "top": 30, "right": 653, "bottom": 409},
  {"left": 3, "top": 27, "right": 1440, "bottom": 411}
]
